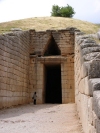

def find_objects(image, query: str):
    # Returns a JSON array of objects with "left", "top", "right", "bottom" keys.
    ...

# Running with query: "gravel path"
[{"left": 0, "top": 103, "right": 83, "bottom": 133}]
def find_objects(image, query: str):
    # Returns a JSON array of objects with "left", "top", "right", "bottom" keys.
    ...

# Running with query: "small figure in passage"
[{"left": 32, "top": 92, "right": 37, "bottom": 105}]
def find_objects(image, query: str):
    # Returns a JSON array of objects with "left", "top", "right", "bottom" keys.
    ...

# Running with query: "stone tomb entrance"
[
  {"left": 0, "top": 28, "right": 76, "bottom": 109},
  {"left": 43, "top": 35, "right": 62, "bottom": 103},
  {"left": 45, "top": 64, "right": 62, "bottom": 103},
  {"left": 29, "top": 29, "right": 75, "bottom": 104}
]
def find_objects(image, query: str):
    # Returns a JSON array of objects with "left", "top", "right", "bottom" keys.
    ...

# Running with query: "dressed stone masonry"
[
  {"left": 75, "top": 30, "right": 100, "bottom": 133},
  {"left": 29, "top": 29, "right": 75, "bottom": 104},
  {"left": 1, "top": 27, "right": 100, "bottom": 133},
  {"left": 0, "top": 31, "right": 30, "bottom": 108},
  {"left": 0, "top": 28, "right": 75, "bottom": 107}
]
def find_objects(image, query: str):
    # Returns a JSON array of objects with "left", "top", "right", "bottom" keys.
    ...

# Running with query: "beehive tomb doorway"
[{"left": 44, "top": 64, "right": 62, "bottom": 103}]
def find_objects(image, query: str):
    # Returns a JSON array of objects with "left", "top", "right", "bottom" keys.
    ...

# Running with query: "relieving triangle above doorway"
[{"left": 44, "top": 35, "right": 61, "bottom": 56}]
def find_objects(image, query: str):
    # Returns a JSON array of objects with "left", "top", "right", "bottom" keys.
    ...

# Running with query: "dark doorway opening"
[
  {"left": 45, "top": 64, "right": 62, "bottom": 103},
  {"left": 44, "top": 36, "right": 61, "bottom": 56}
]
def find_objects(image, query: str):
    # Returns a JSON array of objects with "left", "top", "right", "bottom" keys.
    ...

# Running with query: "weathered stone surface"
[
  {"left": 97, "top": 30, "right": 100, "bottom": 40},
  {"left": 88, "top": 97, "right": 93, "bottom": 125},
  {"left": 84, "top": 77, "right": 90, "bottom": 96},
  {"left": 88, "top": 124, "right": 96, "bottom": 133},
  {"left": 89, "top": 60, "right": 100, "bottom": 79},
  {"left": 89, "top": 79, "right": 100, "bottom": 96},
  {"left": 80, "top": 42, "right": 98, "bottom": 49},
  {"left": 92, "top": 111, "right": 97, "bottom": 128},
  {"left": 96, "top": 118, "right": 100, "bottom": 133},
  {"left": 81, "top": 47, "right": 100, "bottom": 56},
  {"left": 79, "top": 78, "right": 85, "bottom": 94},
  {"left": 76, "top": 36, "right": 89, "bottom": 43},
  {"left": 83, "top": 39, "right": 96, "bottom": 43},
  {"left": 80, "top": 62, "right": 90, "bottom": 78},
  {"left": 83, "top": 52, "right": 100, "bottom": 61},
  {"left": 75, "top": 31, "right": 100, "bottom": 133},
  {"left": 75, "top": 32, "right": 85, "bottom": 36},
  {"left": 80, "top": 93, "right": 89, "bottom": 133},
  {"left": 93, "top": 91, "right": 100, "bottom": 118},
  {"left": 76, "top": 38, "right": 84, "bottom": 45},
  {"left": 0, "top": 31, "right": 30, "bottom": 108}
]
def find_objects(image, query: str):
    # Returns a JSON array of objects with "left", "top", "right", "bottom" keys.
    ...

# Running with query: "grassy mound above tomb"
[{"left": 0, "top": 17, "right": 99, "bottom": 34}]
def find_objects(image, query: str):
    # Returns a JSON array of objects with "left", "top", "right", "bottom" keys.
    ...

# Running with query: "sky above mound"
[{"left": 0, "top": 0, "right": 100, "bottom": 23}]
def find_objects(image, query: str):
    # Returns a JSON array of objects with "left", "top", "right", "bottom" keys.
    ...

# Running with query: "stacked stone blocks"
[
  {"left": 0, "top": 31, "right": 30, "bottom": 108},
  {"left": 1, "top": 27, "right": 100, "bottom": 132},
  {"left": 75, "top": 31, "right": 100, "bottom": 133},
  {"left": 0, "top": 28, "right": 74, "bottom": 108},
  {"left": 29, "top": 28, "right": 75, "bottom": 104}
]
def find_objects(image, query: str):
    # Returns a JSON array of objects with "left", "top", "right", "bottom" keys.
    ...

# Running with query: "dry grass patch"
[{"left": 0, "top": 17, "right": 99, "bottom": 34}]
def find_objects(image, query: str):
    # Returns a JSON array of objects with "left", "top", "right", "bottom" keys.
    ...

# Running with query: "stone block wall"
[
  {"left": 75, "top": 31, "right": 100, "bottom": 133},
  {"left": 0, "top": 28, "right": 75, "bottom": 108},
  {"left": 29, "top": 29, "right": 75, "bottom": 104},
  {"left": 29, "top": 29, "right": 74, "bottom": 56},
  {"left": 29, "top": 57, "right": 37, "bottom": 102},
  {"left": 1, "top": 27, "right": 100, "bottom": 132},
  {"left": 0, "top": 31, "right": 30, "bottom": 109},
  {"left": 30, "top": 30, "right": 51, "bottom": 55},
  {"left": 29, "top": 57, "right": 44, "bottom": 104},
  {"left": 61, "top": 55, "right": 75, "bottom": 103}
]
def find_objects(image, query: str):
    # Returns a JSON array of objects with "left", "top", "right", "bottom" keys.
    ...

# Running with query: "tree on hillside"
[
  {"left": 51, "top": 5, "right": 61, "bottom": 17},
  {"left": 51, "top": 4, "right": 75, "bottom": 18}
]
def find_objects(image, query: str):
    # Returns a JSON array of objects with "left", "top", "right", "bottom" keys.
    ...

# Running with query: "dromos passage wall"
[
  {"left": 75, "top": 30, "right": 100, "bottom": 133},
  {"left": 0, "top": 28, "right": 75, "bottom": 108},
  {"left": 0, "top": 31, "right": 30, "bottom": 108},
  {"left": 2, "top": 27, "right": 100, "bottom": 132}
]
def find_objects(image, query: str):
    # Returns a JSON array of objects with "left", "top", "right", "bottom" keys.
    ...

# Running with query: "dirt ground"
[{"left": 0, "top": 103, "right": 83, "bottom": 133}]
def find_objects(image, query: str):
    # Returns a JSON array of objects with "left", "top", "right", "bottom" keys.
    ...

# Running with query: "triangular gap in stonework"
[{"left": 43, "top": 35, "right": 61, "bottom": 56}]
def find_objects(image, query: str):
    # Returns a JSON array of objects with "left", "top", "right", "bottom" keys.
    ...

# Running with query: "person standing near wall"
[{"left": 32, "top": 92, "right": 37, "bottom": 105}]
